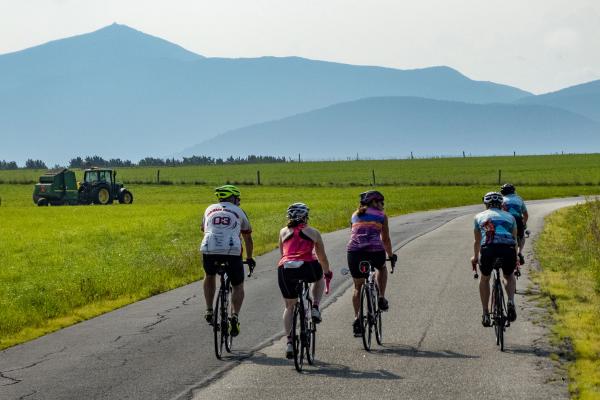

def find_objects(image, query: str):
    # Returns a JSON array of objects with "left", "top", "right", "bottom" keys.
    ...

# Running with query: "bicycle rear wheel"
[
  {"left": 306, "top": 299, "right": 316, "bottom": 365},
  {"left": 292, "top": 303, "right": 304, "bottom": 372},
  {"left": 374, "top": 284, "right": 383, "bottom": 345},
  {"left": 213, "top": 291, "right": 225, "bottom": 359},
  {"left": 360, "top": 285, "right": 372, "bottom": 350},
  {"left": 495, "top": 280, "right": 505, "bottom": 352},
  {"left": 223, "top": 289, "right": 233, "bottom": 353}
]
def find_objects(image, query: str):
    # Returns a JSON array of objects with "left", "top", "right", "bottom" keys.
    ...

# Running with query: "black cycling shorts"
[
  {"left": 514, "top": 216, "right": 525, "bottom": 240},
  {"left": 347, "top": 250, "right": 387, "bottom": 279},
  {"left": 278, "top": 261, "right": 323, "bottom": 299},
  {"left": 202, "top": 254, "right": 245, "bottom": 286},
  {"left": 479, "top": 245, "right": 517, "bottom": 277}
]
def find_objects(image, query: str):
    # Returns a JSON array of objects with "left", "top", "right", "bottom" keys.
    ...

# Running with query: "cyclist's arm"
[
  {"left": 473, "top": 228, "right": 482, "bottom": 263},
  {"left": 381, "top": 215, "right": 393, "bottom": 257},
  {"left": 313, "top": 234, "right": 331, "bottom": 273},
  {"left": 523, "top": 210, "right": 529, "bottom": 225},
  {"left": 242, "top": 232, "right": 253, "bottom": 260}
]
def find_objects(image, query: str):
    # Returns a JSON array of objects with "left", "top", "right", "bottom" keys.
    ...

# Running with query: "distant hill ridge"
[
  {"left": 183, "top": 96, "right": 600, "bottom": 159},
  {"left": 0, "top": 23, "right": 537, "bottom": 164}
]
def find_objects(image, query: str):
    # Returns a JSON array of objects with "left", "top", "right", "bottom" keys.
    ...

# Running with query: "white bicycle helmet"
[{"left": 483, "top": 192, "right": 503, "bottom": 207}]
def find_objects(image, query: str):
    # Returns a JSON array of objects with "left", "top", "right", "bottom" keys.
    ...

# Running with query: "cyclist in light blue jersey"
[
  {"left": 500, "top": 183, "right": 528, "bottom": 265},
  {"left": 471, "top": 192, "right": 518, "bottom": 327}
]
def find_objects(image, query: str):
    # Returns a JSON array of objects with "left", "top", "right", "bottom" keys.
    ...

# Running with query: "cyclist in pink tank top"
[{"left": 278, "top": 203, "right": 332, "bottom": 359}]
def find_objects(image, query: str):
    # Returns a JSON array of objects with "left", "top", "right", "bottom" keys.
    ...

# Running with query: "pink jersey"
[{"left": 278, "top": 225, "right": 317, "bottom": 265}]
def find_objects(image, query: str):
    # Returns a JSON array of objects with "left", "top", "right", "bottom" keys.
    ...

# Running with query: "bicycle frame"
[
  {"left": 490, "top": 259, "right": 508, "bottom": 351},
  {"left": 291, "top": 280, "right": 315, "bottom": 372},
  {"left": 359, "top": 261, "right": 382, "bottom": 350}
]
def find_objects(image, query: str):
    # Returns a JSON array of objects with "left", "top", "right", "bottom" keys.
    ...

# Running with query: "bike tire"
[
  {"left": 375, "top": 284, "right": 383, "bottom": 345},
  {"left": 292, "top": 303, "right": 304, "bottom": 372},
  {"left": 213, "top": 291, "right": 224, "bottom": 359},
  {"left": 306, "top": 299, "right": 316, "bottom": 365},
  {"left": 224, "top": 288, "right": 233, "bottom": 353},
  {"left": 496, "top": 281, "right": 505, "bottom": 352},
  {"left": 360, "top": 285, "right": 372, "bottom": 351}
]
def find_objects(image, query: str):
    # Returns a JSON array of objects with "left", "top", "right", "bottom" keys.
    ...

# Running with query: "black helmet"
[
  {"left": 483, "top": 192, "right": 503, "bottom": 207},
  {"left": 359, "top": 190, "right": 384, "bottom": 205},
  {"left": 500, "top": 183, "right": 515, "bottom": 195}
]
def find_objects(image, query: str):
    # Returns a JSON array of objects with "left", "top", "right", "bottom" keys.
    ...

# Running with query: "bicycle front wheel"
[
  {"left": 360, "top": 285, "right": 372, "bottom": 351},
  {"left": 292, "top": 303, "right": 304, "bottom": 372},
  {"left": 213, "top": 291, "right": 225, "bottom": 359}
]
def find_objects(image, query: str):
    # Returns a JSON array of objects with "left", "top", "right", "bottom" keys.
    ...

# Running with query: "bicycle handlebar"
[
  {"left": 243, "top": 260, "right": 255, "bottom": 277},
  {"left": 387, "top": 255, "right": 397, "bottom": 274}
]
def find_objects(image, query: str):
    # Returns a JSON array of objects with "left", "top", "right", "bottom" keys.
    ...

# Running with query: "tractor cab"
[
  {"left": 83, "top": 168, "right": 114, "bottom": 185},
  {"left": 78, "top": 168, "right": 133, "bottom": 205}
]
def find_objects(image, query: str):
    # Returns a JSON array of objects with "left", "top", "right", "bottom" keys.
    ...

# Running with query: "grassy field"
[
  {"left": 534, "top": 200, "right": 600, "bottom": 400},
  {"left": 2, "top": 153, "right": 600, "bottom": 186},
  {"left": 1, "top": 181, "right": 600, "bottom": 350}
]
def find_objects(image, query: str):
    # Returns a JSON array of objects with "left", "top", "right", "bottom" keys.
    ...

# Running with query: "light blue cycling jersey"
[
  {"left": 502, "top": 193, "right": 527, "bottom": 219},
  {"left": 474, "top": 208, "right": 517, "bottom": 246}
]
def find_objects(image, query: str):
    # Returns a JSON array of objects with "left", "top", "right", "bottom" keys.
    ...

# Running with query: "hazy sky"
[{"left": 1, "top": 0, "right": 599, "bottom": 94}]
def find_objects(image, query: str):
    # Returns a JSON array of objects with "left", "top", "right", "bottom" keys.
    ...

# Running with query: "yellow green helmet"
[{"left": 215, "top": 185, "right": 241, "bottom": 200}]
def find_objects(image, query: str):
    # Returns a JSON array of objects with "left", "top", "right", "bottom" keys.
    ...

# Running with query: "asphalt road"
[{"left": 0, "top": 198, "right": 579, "bottom": 400}]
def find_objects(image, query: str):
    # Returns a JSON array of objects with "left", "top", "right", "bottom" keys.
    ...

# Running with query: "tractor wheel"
[
  {"left": 37, "top": 198, "right": 49, "bottom": 207},
  {"left": 93, "top": 186, "right": 112, "bottom": 205},
  {"left": 119, "top": 190, "right": 133, "bottom": 204}
]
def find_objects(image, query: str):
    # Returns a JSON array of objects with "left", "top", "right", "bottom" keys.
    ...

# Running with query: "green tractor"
[{"left": 33, "top": 168, "right": 133, "bottom": 206}]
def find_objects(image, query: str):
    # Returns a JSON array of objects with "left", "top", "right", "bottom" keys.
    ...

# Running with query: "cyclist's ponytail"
[{"left": 357, "top": 205, "right": 368, "bottom": 216}]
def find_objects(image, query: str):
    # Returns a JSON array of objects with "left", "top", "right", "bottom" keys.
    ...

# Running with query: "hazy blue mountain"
[
  {"left": 0, "top": 24, "right": 531, "bottom": 164},
  {"left": 516, "top": 80, "right": 600, "bottom": 122},
  {"left": 183, "top": 96, "right": 600, "bottom": 159}
]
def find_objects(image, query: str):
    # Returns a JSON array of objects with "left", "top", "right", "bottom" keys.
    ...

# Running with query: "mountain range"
[{"left": 0, "top": 23, "right": 598, "bottom": 164}]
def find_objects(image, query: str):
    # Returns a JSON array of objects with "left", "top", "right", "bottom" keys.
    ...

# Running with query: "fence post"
[
  {"left": 513, "top": 151, "right": 516, "bottom": 157},
  {"left": 257, "top": 170, "right": 261, "bottom": 185},
  {"left": 498, "top": 169, "right": 502, "bottom": 185},
  {"left": 157, "top": 169, "right": 160, "bottom": 184},
  {"left": 372, "top": 169, "right": 376, "bottom": 186},
  {"left": 463, "top": 151, "right": 465, "bottom": 158},
  {"left": 410, "top": 151, "right": 414, "bottom": 160}
]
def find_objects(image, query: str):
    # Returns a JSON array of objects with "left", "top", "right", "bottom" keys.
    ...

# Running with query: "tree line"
[
  {"left": 0, "top": 159, "right": 47, "bottom": 170},
  {"left": 0, "top": 155, "right": 288, "bottom": 170}
]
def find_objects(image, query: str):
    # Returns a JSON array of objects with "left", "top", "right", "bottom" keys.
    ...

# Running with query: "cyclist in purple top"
[{"left": 347, "top": 190, "right": 397, "bottom": 337}]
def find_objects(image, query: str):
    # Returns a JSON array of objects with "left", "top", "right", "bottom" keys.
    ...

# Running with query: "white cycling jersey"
[{"left": 200, "top": 202, "right": 252, "bottom": 255}]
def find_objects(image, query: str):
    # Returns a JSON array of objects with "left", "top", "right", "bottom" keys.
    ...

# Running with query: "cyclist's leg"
[
  {"left": 351, "top": 278, "right": 365, "bottom": 317},
  {"left": 348, "top": 251, "right": 369, "bottom": 317},
  {"left": 308, "top": 261, "right": 325, "bottom": 309},
  {"left": 478, "top": 247, "right": 494, "bottom": 314},
  {"left": 227, "top": 256, "right": 245, "bottom": 315},
  {"left": 202, "top": 254, "right": 218, "bottom": 313},
  {"left": 371, "top": 251, "right": 388, "bottom": 297},
  {"left": 278, "top": 266, "right": 299, "bottom": 356},
  {"left": 501, "top": 247, "right": 517, "bottom": 304}
]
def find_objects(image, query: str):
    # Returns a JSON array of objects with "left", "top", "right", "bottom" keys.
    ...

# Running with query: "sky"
[{"left": 0, "top": 0, "right": 599, "bottom": 94}]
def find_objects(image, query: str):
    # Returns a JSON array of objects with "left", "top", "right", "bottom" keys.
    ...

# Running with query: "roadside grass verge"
[
  {"left": 534, "top": 200, "right": 600, "bottom": 400},
  {"left": 1, "top": 183, "right": 599, "bottom": 350}
]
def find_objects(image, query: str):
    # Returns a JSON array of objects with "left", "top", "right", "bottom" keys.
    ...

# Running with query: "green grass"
[
  {"left": 2, "top": 153, "right": 600, "bottom": 186},
  {"left": 1, "top": 181, "right": 600, "bottom": 350},
  {"left": 534, "top": 200, "right": 600, "bottom": 400}
]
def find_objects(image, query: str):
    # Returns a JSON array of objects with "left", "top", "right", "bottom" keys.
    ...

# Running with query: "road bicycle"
[
  {"left": 343, "top": 257, "right": 396, "bottom": 351},
  {"left": 212, "top": 260, "right": 254, "bottom": 360},
  {"left": 290, "top": 278, "right": 316, "bottom": 372},
  {"left": 472, "top": 258, "right": 509, "bottom": 351}
]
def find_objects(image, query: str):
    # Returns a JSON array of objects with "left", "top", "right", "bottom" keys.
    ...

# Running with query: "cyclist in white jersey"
[{"left": 200, "top": 185, "right": 255, "bottom": 337}]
